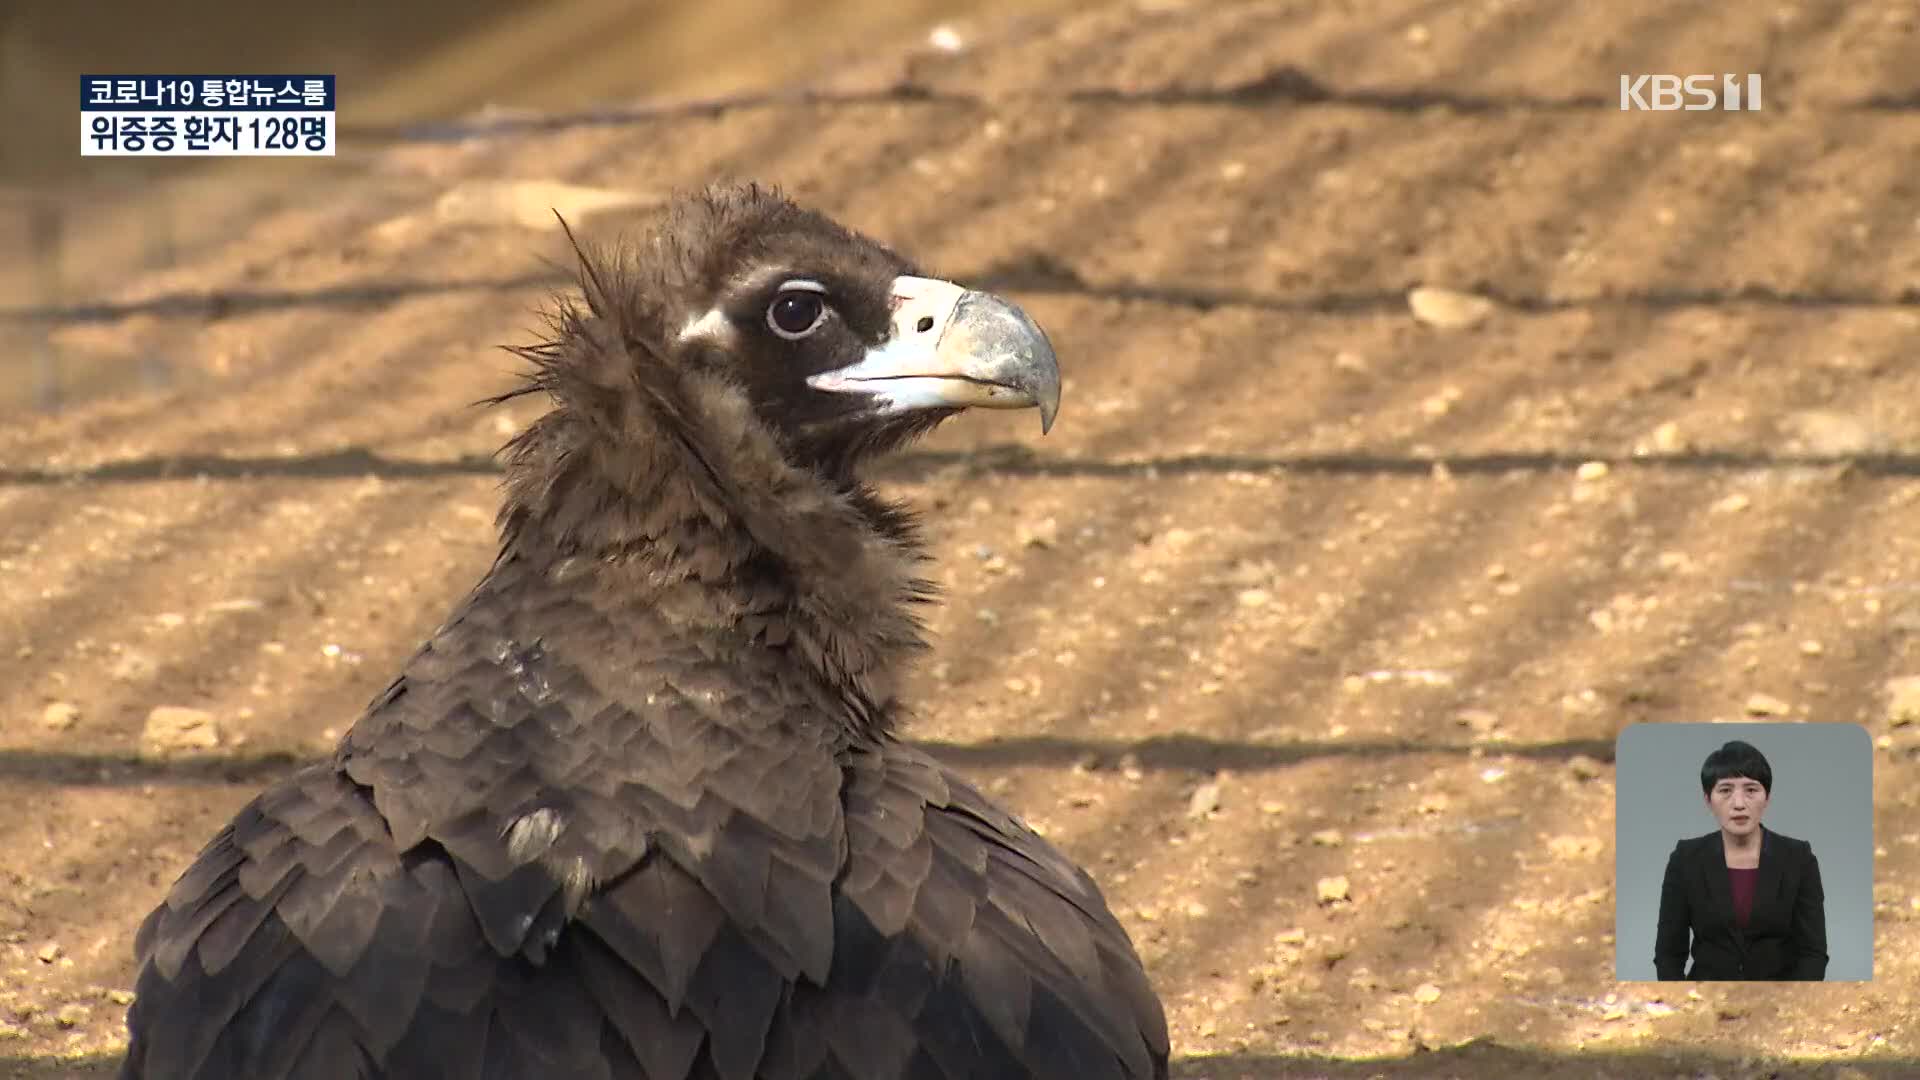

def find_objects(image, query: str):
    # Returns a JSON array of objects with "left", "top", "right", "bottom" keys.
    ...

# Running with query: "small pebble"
[
  {"left": 1645, "top": 421, "right": 1684, "bottom": 452},
  {"left": 1420, "top": 387, "right": 1463, "bottom": 416},
  {"left": 1886, "top": 676, "right": 1920, "bottom": 727},
  {"left": 927, "top": 24, "right": 965, "bottom": 51},
  {"left": 1016, "top": 517, "right": 1060, "bottom": 549},
  {"left": 1656, "top": 551, "right": 1693, "bottom": 572},
  {"left": 1157, "top": 528, "right": 1196, "bottom": 551},
  {"left": 1408, "top": 286, "right": 1496, "bottom": 330},
  {"left": 143, "top": 706, "right": 222, "bottom": 752},
  {"left": 1187, "top": 782, "right": 1223, "bottom": 819},
  {"left": 40, "top": 701, "right": 80, "bottom": 732}
]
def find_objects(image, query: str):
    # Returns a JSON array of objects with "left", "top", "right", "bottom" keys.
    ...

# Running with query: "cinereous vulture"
[{"left": 120, "top": 183, "right": 1169, "bottom": 1080}]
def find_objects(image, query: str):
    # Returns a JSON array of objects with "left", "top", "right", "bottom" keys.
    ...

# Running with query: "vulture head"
[
  {"left": 496, "top": 184, "right": 1058, "bottom": 523},
  {"left": 664, "top": 186, "right": 1060, "bottom": 469}
]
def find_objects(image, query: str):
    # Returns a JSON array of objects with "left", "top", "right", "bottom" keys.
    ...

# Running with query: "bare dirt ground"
[{"left": 5, "top": 1, "right": 1920, "bottom": 1076}]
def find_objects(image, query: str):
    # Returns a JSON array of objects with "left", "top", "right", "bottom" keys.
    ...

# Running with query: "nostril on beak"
[{"left": 916, "top": 316, "right": 934, "bottom": 333}]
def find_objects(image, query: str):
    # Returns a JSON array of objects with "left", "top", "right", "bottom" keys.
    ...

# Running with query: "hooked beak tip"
[
  {"left": 949, "top": 290, "right": 1061, "bottom": 433},
  {"left": 807, "top": 277, "right": 1063, "bottom": 433}
]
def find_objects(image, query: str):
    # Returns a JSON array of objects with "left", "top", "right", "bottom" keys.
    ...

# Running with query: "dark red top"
[{"left": 1728, "top": 866, "right": 1759, "bottom": 930}]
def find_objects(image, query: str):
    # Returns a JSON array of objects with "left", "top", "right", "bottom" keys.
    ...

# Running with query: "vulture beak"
[{"left": 807, "top": 276, "right": 1061, "bottom": 433}]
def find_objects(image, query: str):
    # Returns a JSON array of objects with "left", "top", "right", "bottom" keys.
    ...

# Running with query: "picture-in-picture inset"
[{"left": 1614, "top": 721, "right": 1873, "bottom": 982}]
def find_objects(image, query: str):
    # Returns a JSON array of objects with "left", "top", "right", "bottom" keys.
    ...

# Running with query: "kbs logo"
[{"left": 1619, "top": 74, "right": 1763, "bottom": 111}]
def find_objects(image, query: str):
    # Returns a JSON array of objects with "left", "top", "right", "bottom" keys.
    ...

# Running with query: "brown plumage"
[{"left": 119, "top": 183, "right": 1168, "bottom": 1079}]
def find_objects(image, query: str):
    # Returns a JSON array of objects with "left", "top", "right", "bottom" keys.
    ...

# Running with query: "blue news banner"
[{"left": 81, "top": 75, "right": 336, "bottom": 157}]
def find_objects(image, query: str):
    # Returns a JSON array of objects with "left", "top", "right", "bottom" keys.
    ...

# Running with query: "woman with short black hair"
[{"left": 1653, "top": 739, "right": 1828, "bottom": 980}]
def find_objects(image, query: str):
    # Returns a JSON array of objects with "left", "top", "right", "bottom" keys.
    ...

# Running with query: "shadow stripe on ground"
[
  {"left": 7, "top": 274, "right": 1917, "bottom": 326},
  {"left": 3, "top": 446, "right": 1916, "bottom": 486},
  {"left": 0, "top": 733, "right": 1621, "bottom": 789}
]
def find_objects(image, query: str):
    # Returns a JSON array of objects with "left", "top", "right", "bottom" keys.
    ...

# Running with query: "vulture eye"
[{"left": 766, "top": 285, "right": 829, "bottom": 340}]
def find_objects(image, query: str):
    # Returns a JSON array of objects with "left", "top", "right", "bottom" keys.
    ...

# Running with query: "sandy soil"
[{"left": 4, "top": 1, "right": 1920, "bottom": 1077}]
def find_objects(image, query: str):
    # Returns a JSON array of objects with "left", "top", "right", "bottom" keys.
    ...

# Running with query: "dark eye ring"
[{"left": 767, "top": 289, "right": 829, "bottom": 339}]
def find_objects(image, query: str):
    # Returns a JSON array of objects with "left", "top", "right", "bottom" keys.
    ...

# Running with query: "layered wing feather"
[{"left": 123, "top": 559, "right": 1164, "bottom": 1079}]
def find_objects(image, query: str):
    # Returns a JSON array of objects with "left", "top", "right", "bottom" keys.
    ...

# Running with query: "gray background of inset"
[{"left": 1615, "top": 721, "right": 1874, "bottom": 981}]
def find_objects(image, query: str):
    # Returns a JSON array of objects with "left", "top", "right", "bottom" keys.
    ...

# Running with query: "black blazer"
[{"left": 1654, "top": 825, "right": 1827, "bottom": 980}]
